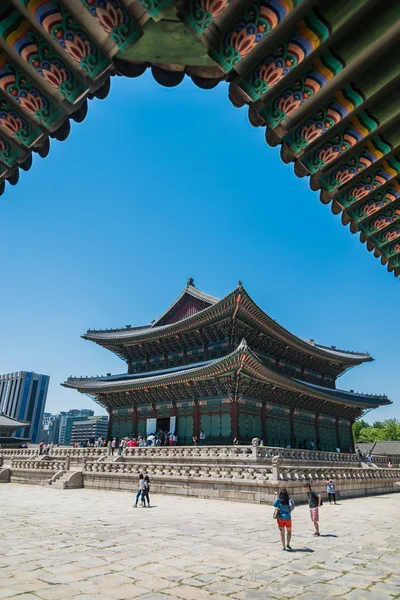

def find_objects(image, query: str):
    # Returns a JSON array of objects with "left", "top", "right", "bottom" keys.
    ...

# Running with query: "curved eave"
[
  {"left": 63, "top": 342, "right": 388, "bottom": 410},
  {"left": 83, "top": 285, "right": 371, "bottom": 366}
]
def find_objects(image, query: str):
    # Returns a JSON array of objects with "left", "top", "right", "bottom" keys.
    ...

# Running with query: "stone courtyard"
[{"left": 0, "top": 485, "right": 399, "bottom": 600}]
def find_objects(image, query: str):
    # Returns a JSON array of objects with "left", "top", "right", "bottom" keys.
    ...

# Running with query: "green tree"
[{"left": 353, "top": 418, "right": 400, "bottom": 442}]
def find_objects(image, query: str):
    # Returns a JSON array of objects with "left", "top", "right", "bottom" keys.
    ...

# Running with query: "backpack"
[{"left": 289, "top": 499, "right": 295, "bottom": 512}]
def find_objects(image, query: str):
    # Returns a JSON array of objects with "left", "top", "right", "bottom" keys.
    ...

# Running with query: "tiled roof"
[
  {"left": 63, "top": 340, "right": 390, "bottom": 409},
  {"left": 0, "top": 1, "right": 398, "bottom": 275},
  {"left": 0, "top": 414, "right": 29, "bottom": 428},
  {"left": 357, "top": 441, "right": 400, "bottom": 456}
]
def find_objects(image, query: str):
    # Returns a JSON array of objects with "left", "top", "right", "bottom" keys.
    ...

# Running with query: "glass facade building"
[{"left": 0, "top": 372, "right": 50, "bottom": 443}]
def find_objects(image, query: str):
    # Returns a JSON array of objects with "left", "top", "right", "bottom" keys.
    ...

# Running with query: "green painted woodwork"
[
  {"left": 260, "top": 4, "right": 399, "bottom": 130},
  {"left": 177, "top": 415, "right": 193, "bottom": 444},
  {"left": 0, "top": 131, "right": 24, "bottom": 167},
  {"left": 293, "top": 412, "right": 315, "bottom": 448},
  {"left": 266, "top": 409, "right": 291, "bottom": 447},
  {"left": 137, "top": 418, "right": 147, "bottom": 436},
  {"left": 19, "top": 0, "right": 110, "bottom": 80},
  {"left": 237, "top": 0, "right": 365, "bottom": 103},
  {"left": 80, "top": 0, "right": 141, "bottom": 51},
  {"left": 338, "top": 422, "right": 352, "bottom": 452},
  {"left": 0, "top": 9, "right": 86, "bottom": 105},
  {"left": 239, "top": 411, "right": 261, "bottom": 441},
  {"left": 120, "top": 15, "right": 214, "bottom": 67},
  {"left": 319, "top": 422, "right": 337, "bottom": 451},
  {"left": 0, "top": 95, "right": 42, "bottom": 147},
  {"left": 209, "top": 0, "right": 302, "bottom": 74},
  {"left": 139, "top": 0, "right": 176, "bottom": 21},
  {"left": 200, "top": 411, "right": 231, "bottom": 442}
]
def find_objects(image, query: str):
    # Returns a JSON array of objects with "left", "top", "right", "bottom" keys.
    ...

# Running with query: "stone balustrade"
[
  {"left": 0, "top": 449, "right": 39, "bottom": 457},
  {"left": 123, "top": 445, "right": 254, "bottom": 460},
  {"left": 83, "top": 460, "right": 272, "bottom": 482},
  {"left": 11, "top": 460, "right": 67, "bottom": 471},
  {"left": 278, "top": 465, "right": 400, "bottom": 482},
  {"left": 257, "top": 447, "right": 359, "bottom": 463},
  {"left": 50, "top": 448, "right": 106, "bottom": 458}
]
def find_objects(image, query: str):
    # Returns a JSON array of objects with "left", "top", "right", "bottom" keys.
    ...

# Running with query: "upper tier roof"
[
  {"left": 0, "top": 1, "right": 398, "bottom": 275},
  {"left": 63, "top": 340, "right": 389, "bottom": 410},
  {"left": 83, "top": 282, "right": 372, "bottom": 367}
]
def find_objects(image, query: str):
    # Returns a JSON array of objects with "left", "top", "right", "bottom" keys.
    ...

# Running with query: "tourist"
[
  {"left": 118, "top": 438, "right": 126, "bottom": 456},
  {"left": 273, "top": 488, "right": 294, "bottom": 551},
  {"left": 200, "top": 430, "right": 206, "bottom": 446},
  {"left": 192, "top": 435, "right": 198, "bottom": 446},
  {"left": 143, "top": 475, "right": 151, "bottom": 507},
  {"left": 367, "top": 451, "right": 373, "bottom": 464},
  {"left": 111, "top": 438, "right": 116, "bottom": 455},
  {"left": 305, "top": 483, "right": 322, "bottom": 536},
  {"left": 388, "top": 460, "right": 393, "bottom": 468},
  {"left": 133, "top": 473, "right": 145, "bottom": 507},
  {"left": 310, "top": 439, "right": 315, "bottom": 450},
  {"left": 356, "top": 446, "right": 362, "bottom": 461},
  {"left": 169, "top": 433, "right": 174, "bottom": 447},
  {"left": 233, "top": 437, "right": 239, "bottom": 445},
  {"left": 327, "top": 478, "right": 337, "bottom": 504},
  {"left": 39, "top": 441, "right": 44, "bottom": 455}
]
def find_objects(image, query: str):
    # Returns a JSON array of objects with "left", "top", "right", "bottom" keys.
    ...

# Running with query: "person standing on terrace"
[
  {"left": 273, "top": 489, "right": 295, "bottom": 551},
  {"left": 305, "top": 483, "right": 322, "bottom": 536}
]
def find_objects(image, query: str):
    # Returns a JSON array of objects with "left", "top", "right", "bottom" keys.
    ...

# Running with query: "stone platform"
[{"left": 0, "top": 485, "right": 399, "bottom": 600}]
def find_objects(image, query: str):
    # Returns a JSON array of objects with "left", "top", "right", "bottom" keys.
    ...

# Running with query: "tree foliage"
[{"left": 353, "top": 418, "right": 400, "bottom": 442}]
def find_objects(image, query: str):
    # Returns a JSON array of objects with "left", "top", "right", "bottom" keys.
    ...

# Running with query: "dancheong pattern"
[
  {"left": 0, "top": 53, "right": 61, "bottom": 128},
  {"left": 0, "top": 9, "right": 84, "bottom": 104},
  {"left": 209, "top": 0, "right": 302, "bottom": 73},
  {"left": 238, "top": 10, "right": 330, "bottom": 101},
  {"left": 361, "top": 201, "right": 400, "bottom": 237},
  {"left": 181, "top": 0, "right": 232, "bottom": 36},
  {"left": 338, "top": 158, "right": 400, "bottom": 209},
  {"left": 0, "top": 131, "right": 24, "bottom": 167},
  {"left": 20, "top": 0, "right": 110, "bottom": 80},
  {"left": 301, "top": 111, "right": 379, "bottom": 174},
  {"left": 0, "top": 95, "right": 41, "bottom": 147},
  {"left": 284, "top": 85, "right": 364, "bottom": 155},
  {"left": 260, "top": 49, "right": 345, "bottom": 128},
  {"left": 353, "top": 181, "right": 400, "bottom": 222},
  {"left": 384, "top": 241, "right": 400, "bottom": 258},
  {"left": 376, "top": 225, "right": 400, "bottom": 248},
  {"left": 80, "top": 0, "right": 141, "bottom": 50}
]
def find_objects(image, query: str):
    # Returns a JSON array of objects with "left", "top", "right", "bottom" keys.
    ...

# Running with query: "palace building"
[{"left": 63, "top": 280, "right": 390, "bottom": 450}]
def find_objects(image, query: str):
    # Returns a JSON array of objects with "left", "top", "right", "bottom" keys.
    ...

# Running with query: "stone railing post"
[{"left": 271, "top": 454, "right": 281, "bottom": 482}]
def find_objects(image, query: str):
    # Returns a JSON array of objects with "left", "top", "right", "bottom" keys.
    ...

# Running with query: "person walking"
[
  {"left": 327, "top": 478, "right": 337, "bottom": 504},
  {"left": 200, "top": 431, "right": 206, "bottom": 446},
  {"left": 143, "top": 475, "right": 151, "bottom": 508},
  {"left": 305, "top": 483, "right": 322, "bottom": 536},
  {"left": 133, "top": 473, "right": 145, "bottom": 507},
  {"left": 273, "top": 488, "right": 295, "bottom": 551},
  {"left": 111, "top": 438, "right": 116, "bottom": 455}
]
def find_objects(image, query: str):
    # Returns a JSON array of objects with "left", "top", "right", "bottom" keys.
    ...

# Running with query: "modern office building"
[
  {"left": 58, "top": 409, "right": 94, "bottom": 446},
  {"left": 0, "top": 372, "right": 50, "bottom": 443},
  {"left": 38, "top": 412, "right": 62, "bottom": 445},
  {"left": 70, "top": 416, "right": 108, "bottom": 445}
]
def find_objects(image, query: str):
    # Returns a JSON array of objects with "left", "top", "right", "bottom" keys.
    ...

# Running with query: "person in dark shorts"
[
  {"left": 273, "top": 488, "right": 294, "bottom": 551},
  {"left": 327, "top": 478, "right": 337, "bottom": 504},
  {"left": 305, "top": 483, "right": 321, "bottom": 536}
]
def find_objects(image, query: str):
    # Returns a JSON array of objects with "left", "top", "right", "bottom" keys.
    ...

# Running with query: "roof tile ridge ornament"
[
  {"left": 187, "top": 277, "right": 194, "bottom": 288},
  {"left": 238, "top": 338, "right": 248, "bottom": 349}
]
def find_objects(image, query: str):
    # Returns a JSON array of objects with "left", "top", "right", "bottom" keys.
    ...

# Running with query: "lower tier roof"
[{"left": 63, "top": 340, "right": 389, "bottom": 411}]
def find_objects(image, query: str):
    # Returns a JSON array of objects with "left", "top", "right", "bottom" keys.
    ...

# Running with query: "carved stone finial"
[
  {"left": 187, "top": 277, "right": 194, "bottom": 287},
  {"left": 237, "top": 280, "right": 243, "bottom": 288}
]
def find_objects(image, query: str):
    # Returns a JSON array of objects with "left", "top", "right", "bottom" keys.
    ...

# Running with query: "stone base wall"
[
  {"left": 82, "top": 472, "right": 400, "bottom": 504},
  {"left": 9, "top": 470, "right": 52, "bottom": 486}
]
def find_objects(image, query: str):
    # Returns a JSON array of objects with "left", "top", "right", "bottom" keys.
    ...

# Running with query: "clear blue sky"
[{"left": 1, "top": 72, "right": 398, "bottom": 423}]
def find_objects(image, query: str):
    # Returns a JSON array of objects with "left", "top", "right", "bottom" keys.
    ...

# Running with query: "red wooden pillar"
[
  {"left": 231, "top": 401, "right": 238, "bottom": 440},
  {"left": 193, "top": 400, "right": 200, "bottom": 440}
]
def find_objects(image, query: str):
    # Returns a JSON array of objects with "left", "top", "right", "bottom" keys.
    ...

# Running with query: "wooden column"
[
  {"left": 193, "top": 400, "right": 200, "bottom": 440},
  {"left": 133, "top": 404, "right": 138, "bottom": 436},
  {"left": 349, "top": 419, "right": 355, "bottom": 453},
  {"left": 152, "top": 403, "right": 157, "bottom": 419},
  {"left": 231, "top": 401, "right": 238, "bottom": 440},
  {"left": 335, "top": 416, "right": 341, "bottom": 450}
]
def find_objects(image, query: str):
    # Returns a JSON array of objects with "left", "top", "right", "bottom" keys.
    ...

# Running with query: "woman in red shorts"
[{"left": 273, "top": 488, "right": 294, "bottom": 551}]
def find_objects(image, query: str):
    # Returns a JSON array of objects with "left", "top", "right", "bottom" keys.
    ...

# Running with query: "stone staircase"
[{"left": 49, "top": 470, "right": 72, "bottom": 489}]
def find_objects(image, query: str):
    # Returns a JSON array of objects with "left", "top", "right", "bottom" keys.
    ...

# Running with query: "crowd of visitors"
[{"left": 108, "top": 431, "right": 179, "bottom": 455}]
